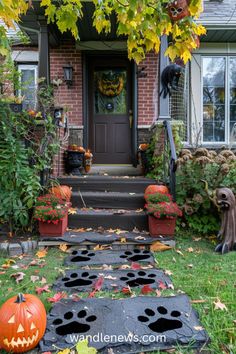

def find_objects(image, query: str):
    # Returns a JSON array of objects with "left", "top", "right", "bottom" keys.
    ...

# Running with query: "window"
[
  {"left": 202, "top": 56, "right": 236, "bottom": 144},
  {"left": 18, "top": 64, "right": 37, "bottom": 110}
]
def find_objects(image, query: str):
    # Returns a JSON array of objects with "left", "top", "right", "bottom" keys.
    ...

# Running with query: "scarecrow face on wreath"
[{"left": 97, "top": 71, "right": 124, "bottom": 97}]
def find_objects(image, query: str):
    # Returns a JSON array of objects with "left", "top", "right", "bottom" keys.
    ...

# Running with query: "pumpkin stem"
[{"left": 15, "top": 293, "right": 26, "bottom": 303}]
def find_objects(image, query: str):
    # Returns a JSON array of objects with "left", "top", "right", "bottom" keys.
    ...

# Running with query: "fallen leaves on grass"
[
  {"left": 193, "top": 237, "right": 202, "bottom": 242},
  {"left": 30, "top": 275, "right": 40, "bottom": 283},
  {"left": 151, "top": 241, "right": 171, "bottom": 252},
  {"left": 48, "top": 292, "right": 67, "bottom": 303},
  {"left": 191, "top": 299, "right": 207, "bottom": 304},
  {"left": 214, "top": 299, "right": 228, "bottom": 311},
  {"left": 36, "top": 285, "right": 51, "bottom": 295},
  {"left": 36, "top": 248, "right": 48, "bottom": 258},
  {"left": 2, "top": 259, "right": 16, "bottom": 269},
  {"left": 176, "top": 249, "right": 184, "bottom": 256},
  {"left": 187, "top": 247, "right": 194, "bottom": 253},
  {"left": 10, "top": 272, "right": 25, "bottom": 283},
  {"left": 141, "top": 285, "right": 154, "bottom": 294},
  {"left": 164, "top": 270, "right": 173, "bottom": 276}
]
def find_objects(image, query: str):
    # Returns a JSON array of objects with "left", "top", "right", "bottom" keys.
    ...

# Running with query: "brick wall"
[
  {"left": 138, "top": 52, "right": 159, "bottom": 127},
  {"left": 50, "top": 43, "right": 83, "bottom": 127}
]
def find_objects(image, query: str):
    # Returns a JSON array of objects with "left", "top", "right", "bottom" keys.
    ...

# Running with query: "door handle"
[{"left": 129, "top": 109, "right": 133, "bottom": 129}]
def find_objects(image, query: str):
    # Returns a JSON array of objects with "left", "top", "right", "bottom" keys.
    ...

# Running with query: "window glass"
[
  {"left": 18, "top": 65, "right": 37, "bottom": 110},
  {"left": 230, "top": 58, "right": 236, "bottom": 134},
  {"left": 202, "top": 57, "right": 226, "bottom": 142}
]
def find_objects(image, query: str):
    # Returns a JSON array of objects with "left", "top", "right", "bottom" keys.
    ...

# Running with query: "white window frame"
[{"left": 18, "top": 64, "right": 38, "bottom": 109}]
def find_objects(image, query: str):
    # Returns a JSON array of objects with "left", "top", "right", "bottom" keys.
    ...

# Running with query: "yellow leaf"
[
  {"left": 36, "top": 248, "right": 48, "bottom": 258},
  {"left": 181, "top": 50, "right": 192, "bottom": 64},
  {"left": 120, "top": 237, "right": 127, "bottom": 243},
  {"left": 165, "top": 45, "right": 179, "bottom": 62},
  {"left": 150, "top": 241, "right": 171, "bottom": 252},
  {"left": 57, "top": 349, "right": 70, "bottom": 354},
  {"left": 194, "top": 24, "right": 207, "bottom": 36},
  {"left": 68, "top": 208, "right": 77, "bottom": 215},
  {"left": 59, "top": 244, "right": 68, "bottom": 252}
]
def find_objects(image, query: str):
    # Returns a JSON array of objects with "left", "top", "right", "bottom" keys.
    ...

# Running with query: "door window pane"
[
  {"left": 94, "top": 69, "right": 127, "bottom": 115},
  {"left": 230, "top": 58, "right": 236, "bottom": 133},
  {"left": 203, "top": 57, "right": 226, "bottom": 142}
]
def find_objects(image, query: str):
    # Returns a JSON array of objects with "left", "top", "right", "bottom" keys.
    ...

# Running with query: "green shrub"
[{"left": 176, "top": 148, "right": 236, "bottom": 234}]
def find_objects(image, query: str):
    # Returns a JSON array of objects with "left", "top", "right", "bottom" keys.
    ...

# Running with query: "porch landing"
[{"left": 80, "top": 164, "right": 143, "bottom": 176}]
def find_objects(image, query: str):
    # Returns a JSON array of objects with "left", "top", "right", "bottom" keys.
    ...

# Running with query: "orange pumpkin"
[
  {"left": 77, "top": 146, "right": 85, "bottom": 153},
  {"left": 144, "top": 185, "right": 169, "bottom": 201},
  {"left": 0, "top": 293, "right": 47, "bottom": 353},
  {"left": 49, "top": 185, "right": 72, "bottom": 202}
]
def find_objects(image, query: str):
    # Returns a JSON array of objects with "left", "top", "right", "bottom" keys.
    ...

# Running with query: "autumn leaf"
[
  {"left": 176, "top": 249, "right": 184, "bottom": 256},
  {"left": 122, "top": 286, "right": 132, "bottom": 295},
  {"left": 191, "top": 299, "right": 207, "bottom": 304},
  {"left": 158, "top": 281, "right": 167, "bottom": 290},
  {"left": 48, "top": 292, "right": 67, "bottom": 303},
  {"left": 59, "top": 244, "right": 68, "bottom": 252},
  {"left": 187, "top": 247, "right": 194, "bottom": 253},
  {"left": 36, "top": 285, "right": 51, "bottom": 295},
  {"left": 76, "top": 339, "right": 97, "bottom": 354},
  {"left": 36, "top": 248, "right": 48, "bottom": 258},
  {"left": 116, "top": 229, "right": 127, "bottom": 235},
  {"left": 93, "top": 244, "right": 111, "bottom": 251},
  {"left": 57, "top": 349, "right": 70, "bottom": 354},
  {"left": 164, "top": 270, "right": 173, "bottom": 276},
  {"left": 30, "top": 275, "right": 40, "bottom": 283},
  {"left": 40, "top": 277, "right": 47, "bottom": 284},
  {"left": 131, "top": 262, "right": 142, "bottom": 270},
  {"left": 68, "top": 207, "right": 77, "bottom": 215},
  {"left": 194, "top": 326, "right": 204, "bottom": 331},
  {"left": 141, "top": 285, "right": 154, "bottom": 294},
  {"left": 89, "top": 276, "right": 104, "bottom": 298},
  {"left": 214, "top": 299, "right": 228, "bottom": 311},
  {"left": 151, "top": 241, "right": 171, "bottom": 252},
  {"left": 10, "top": 272, "right": 25, "bottom": 284},
  {"left": 2, "top": 259, "right": 16, "bottom": 269},
  {"left": 120, "top": 237, "right": 127, "bottom": 243}
]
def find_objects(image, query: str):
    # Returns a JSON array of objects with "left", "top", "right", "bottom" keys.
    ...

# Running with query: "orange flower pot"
[
  {"left": 148, "top": 216, "right": 176, "bottom": 237},
  {"left": 38, "top": 214, "right": 68, "bottom": 237}
]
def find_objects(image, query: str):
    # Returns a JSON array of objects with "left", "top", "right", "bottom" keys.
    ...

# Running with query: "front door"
[{"left": 88, "top": 56, "right": 132, "bottom": 164}]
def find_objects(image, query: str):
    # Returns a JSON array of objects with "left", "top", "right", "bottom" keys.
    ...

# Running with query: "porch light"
[{"left": 63, "top": 64, "right": 74, "bottom": 88}]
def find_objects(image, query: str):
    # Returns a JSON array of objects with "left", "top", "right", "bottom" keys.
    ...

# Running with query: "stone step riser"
[
  {"left": 71, "top": 192, "right": 145, "bottom": 209},
  {"left": 68, "top": 213, "right": 148, "bottom": 231}
]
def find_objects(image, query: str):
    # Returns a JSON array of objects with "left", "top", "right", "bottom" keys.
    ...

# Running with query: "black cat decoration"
[{"left": 160, "top": 64, "right": 183, "bottom": 99}]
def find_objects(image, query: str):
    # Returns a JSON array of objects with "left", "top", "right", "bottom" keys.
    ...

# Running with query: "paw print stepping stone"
[
  {"left": 64, "top": 249, "right": 155, "bottom": 266},
  {"left": 53, "top": 269, "right": 172, "bottom": 292},
  {"left": 40, "top": 295, "right": 209, "bottom": 353}
]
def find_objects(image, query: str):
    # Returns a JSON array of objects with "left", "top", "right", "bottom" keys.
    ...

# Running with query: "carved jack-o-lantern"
[
  {"left": 168, "top": 0, "right": 190, "bottom": 21},
  {"left": 0, "top": 293, "right": 47, "bottom": 353}
]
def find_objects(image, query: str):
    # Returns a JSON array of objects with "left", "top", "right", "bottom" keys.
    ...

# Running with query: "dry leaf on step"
[{"left": 59, "top": 244, "right": 68, "bottom": 252}]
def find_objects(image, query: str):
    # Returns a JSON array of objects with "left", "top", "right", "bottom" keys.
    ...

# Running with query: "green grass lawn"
[{"left": 0, "top": 232, "right": 235, "bottom": 353}]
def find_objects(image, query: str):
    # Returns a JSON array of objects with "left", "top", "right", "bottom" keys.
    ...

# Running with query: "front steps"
[{"left": 59, "top": 175, "right": 156, "bottom": 231}]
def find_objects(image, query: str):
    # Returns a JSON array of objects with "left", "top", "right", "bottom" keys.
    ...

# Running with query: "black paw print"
[
  {"left": 120, "top": 249, "right": 151, "bottom": 262},
  {"left": 120, "top": 271, "right": 156, "bottom": 287},
  {"left": 53, "top": 310, "right": 97, "bottom": 336},
  {"left": 62, "top": 272, "right": 98, "bottom": 288},
  {"left": 138, "top": 306, "right": 183, "bottom": 333},
  {"left": 70, "top": 250, "right": 96, "bottom": 262}
]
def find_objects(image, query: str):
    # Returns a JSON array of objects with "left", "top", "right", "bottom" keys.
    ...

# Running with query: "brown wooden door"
[{"left": 88, "top": 57, "right": 132, "bottom": 164}]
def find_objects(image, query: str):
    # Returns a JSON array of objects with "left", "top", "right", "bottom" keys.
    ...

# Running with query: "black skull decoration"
[{"left": 168, "top": 0, "right": 190, "bottom": 21}]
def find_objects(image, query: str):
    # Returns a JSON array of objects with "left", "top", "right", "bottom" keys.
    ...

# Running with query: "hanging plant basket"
[
  {"left": 148, "top": 216, "right": 176, "bottom": 237},
  {"left": 38, "top": 214, "right": 68, "bottom": 237}
]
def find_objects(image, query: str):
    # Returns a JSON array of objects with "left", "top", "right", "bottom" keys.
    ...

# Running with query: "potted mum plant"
[
  {"left": 145, "top": 192, "right": 182, "bottom": 237},
  {"left": 34, "top": 194, "right": 69, "bottom": 237}
]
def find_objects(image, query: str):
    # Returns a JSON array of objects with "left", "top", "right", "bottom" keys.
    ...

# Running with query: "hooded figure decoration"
[{"left": 215, "top": 188, "right": 236, "bottom": 254}]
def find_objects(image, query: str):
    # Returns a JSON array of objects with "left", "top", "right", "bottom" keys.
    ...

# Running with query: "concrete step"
[
  {"left": 71, "top": 191, "right": 145, "bottom": 209},
  {"left": 59, "top": 176, "right": 156, "bottom": 193},
  {"left": 68, "top": 208, "right": 148, "bottom": 231}
]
